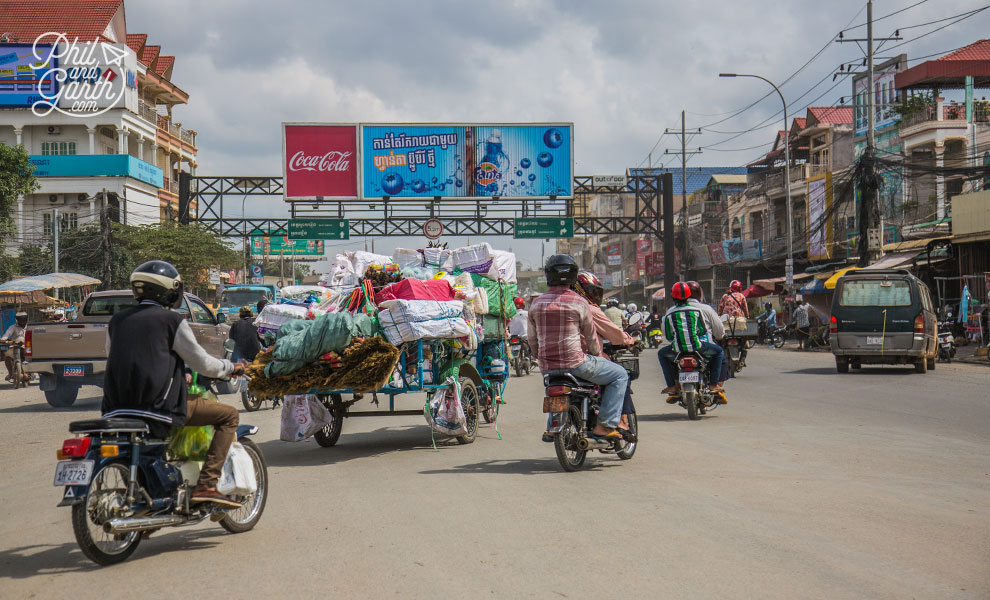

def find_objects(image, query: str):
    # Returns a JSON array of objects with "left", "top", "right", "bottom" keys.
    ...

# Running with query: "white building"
[{"left": 0, "top": 0, "right": 198, "bottom": 249}]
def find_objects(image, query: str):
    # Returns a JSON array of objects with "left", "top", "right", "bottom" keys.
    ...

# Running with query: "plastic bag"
[
  {"left": 169, "top": 425, "right": 214, "bottom": 461},
  {"left": 425, "top": 377, "right": 467, "bottom": 436},
  {"left": 280, "top": 394, "right": 333, "bottom": 442},
  {"left": 393, "top": 248, "right": 424, "bottom": 270},
  {"left": 485, "top": 250, "right": 518, "bottom": 283},
  {"left": 217, "top": 441, "right": 258, "bottom": 496}
]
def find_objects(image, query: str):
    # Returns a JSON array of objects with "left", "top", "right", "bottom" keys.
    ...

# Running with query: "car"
[{"left": 829, "top": 269, "right": 938, "bottom": 373}]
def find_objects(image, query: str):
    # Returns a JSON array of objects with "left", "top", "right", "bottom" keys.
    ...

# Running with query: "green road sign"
[
  {"left": 249, "top": 231, "right": 325, "bottom": 256},
  {"left": 287, "top": 218, "right": 349, "bottom": 240},
  {"left": 514, "top": 217, "right": 574, "bottom": 239}
]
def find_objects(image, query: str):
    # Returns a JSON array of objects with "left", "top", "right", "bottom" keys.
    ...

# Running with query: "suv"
[{"left": 829, "top": 269, "right": 937, "bottom": 373}]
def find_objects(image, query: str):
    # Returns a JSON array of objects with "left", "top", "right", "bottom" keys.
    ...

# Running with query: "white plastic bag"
[
  {"left": 280, "top": 394, "right": 332, "bottom": 442},
  {"left": 425, "top": 377, "right": 467, "bottom": 436},
  {"left": 451, "top": 243, "right": 493, "bottom": 273},
  {"left": 346, "top": 251, "right": 393, "bottom": 277},
  {"left": 393, "top": 248, "right": 424, "bottom": 270},
  {"left": 485, "top": 250, "right": 518, "bottom": 283},
  {"left": 217, "top": 442, "right": 257, "bottom": 496}
]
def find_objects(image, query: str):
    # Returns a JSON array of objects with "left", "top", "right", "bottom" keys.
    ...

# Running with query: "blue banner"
[
  {"left": 29, "top": 155, "right": 163, "bottom": 188},
  {"left": 361, "top": 124, "right": 572, "bottom": 198},
  {"left": 0, "top": 44, "right": 58, "bottom": 107}
]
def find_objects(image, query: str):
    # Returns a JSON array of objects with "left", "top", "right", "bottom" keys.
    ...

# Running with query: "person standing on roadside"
[{"left": 228, "top": 305, "right": 262, "bottom": 363}]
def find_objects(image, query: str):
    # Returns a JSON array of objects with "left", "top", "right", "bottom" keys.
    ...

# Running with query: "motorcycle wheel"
[
  {"left": 524, "top": 357, "right": 531, "bottom": 375},
  {"left": 241, "top": 389, "right": 263, "bottom": 412},
  {"left": 72, "top": 461, "right": 141, "bottom": 566},
  {"left": 314, "top": 394, "right": 344, "bottom": 447},
  {"left": 771, "top": 334, "right": 785, "bottom": 349},
  {"left": 456, "top": 377, "right": 479, "bottom": 445},
  {"left": 616, "top": 413, "right": 638, "bottom": 460},
  {"left": 554, "top": 404, "right": 587, "bottom": 472},
  {"left": 515, "top": 357, "right": 523, "bottom": 378},
  {"left": 220, "top": 438, "right": 268, "bottom": 533},
  {"left": 683, "top": 388, "right": 700, "bottom": 421}
]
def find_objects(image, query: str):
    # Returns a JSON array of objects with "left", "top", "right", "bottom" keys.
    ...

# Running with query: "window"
[
  {"left": 41, "top": 141, "right": 76, "bottom": 155},
  {"left": 83, "top": 296, "right": 137, "bottom": 316},
  {"left": 839, "top": 280, "right": 912, "bottom": 307},
  {"left": 44, "top": 212, "right": 78, "bottom": 234},
  {"left": 188, "top": 299, "right": 215, "bottom": 325}
]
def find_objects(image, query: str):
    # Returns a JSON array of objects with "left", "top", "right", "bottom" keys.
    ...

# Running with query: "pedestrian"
[
  {"left": 228, "top": 306, "right": 261, "bottom": 363},
  {"left": 793, "top": 301, "right": 811, "bottom": 350}
]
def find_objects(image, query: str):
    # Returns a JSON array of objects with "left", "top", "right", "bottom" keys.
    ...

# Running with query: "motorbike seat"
[
  {"left": 69, "top": 418, "right": 150, "bottom": 434},
  {"left": 544, "top": 373, "right": 598, "bottom": 391}
]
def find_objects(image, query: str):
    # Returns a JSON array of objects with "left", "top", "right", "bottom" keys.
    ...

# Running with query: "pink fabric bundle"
[{"left": 376, "top": 279, "right": 456, "bottom": 304}]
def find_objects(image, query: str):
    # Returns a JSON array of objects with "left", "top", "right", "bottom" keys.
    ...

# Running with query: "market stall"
[
  {"left": 0, "top": 273, "right": 99, "bottom": 325},
  {"left": 244, "top": 244, "right": 513, "bottom": 448}
]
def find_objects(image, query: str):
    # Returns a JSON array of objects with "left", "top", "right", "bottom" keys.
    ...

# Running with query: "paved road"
[{"left": 0, "top": 348, "right": 987, "bottom": 598}]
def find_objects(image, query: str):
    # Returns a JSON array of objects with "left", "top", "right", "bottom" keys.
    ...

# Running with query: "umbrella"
[
  {"left": 823, "top": 267, "right": 861, "bottom": 290},
  {"left": 651, "top": 288, "right": 665, "bottom": 300},
  {"left": 741, "top": 284, "right": 771, "bottom": 298},
  {"left": 0, "top": 273, "right": 101, "bottom": 292},
  {"left": 799, "top": 278, "right": 828, "bottom": 295}
]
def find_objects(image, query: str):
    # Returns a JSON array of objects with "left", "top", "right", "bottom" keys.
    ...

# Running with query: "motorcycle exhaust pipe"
[
  {"left": 577, "top": 437, "right": 611, "bottom": 451},
  {"left": 104, "top": 515, "right": 187, "bottom": 534}
]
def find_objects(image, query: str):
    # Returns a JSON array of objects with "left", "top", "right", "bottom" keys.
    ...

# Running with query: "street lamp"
[{"left": 719, "top": 73, "right": 793, "bottom": 286}]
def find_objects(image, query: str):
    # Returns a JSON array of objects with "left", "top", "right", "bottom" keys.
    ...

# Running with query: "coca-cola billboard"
[{"left": 283, "top": 124, "right": 358, "bottom": 200}]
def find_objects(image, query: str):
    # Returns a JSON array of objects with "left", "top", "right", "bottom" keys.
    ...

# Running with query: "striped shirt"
[{"left": 663, "top": 304, "right": 708, "bottom": 353}]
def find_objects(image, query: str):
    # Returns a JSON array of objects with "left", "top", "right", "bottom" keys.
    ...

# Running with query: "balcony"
[
  {"left": 28, "top": 155, "right": 163, "bottom": 188},
  {"left": 137, "top": 100, "right": 159, "bottom": 126},
  {"left": 155, "top": 113, "right": 197, "bottom": 148}
]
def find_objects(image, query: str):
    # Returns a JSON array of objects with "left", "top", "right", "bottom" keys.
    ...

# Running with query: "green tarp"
[{"left": 265, "top": 312, "right": 378, "bottom": 377}]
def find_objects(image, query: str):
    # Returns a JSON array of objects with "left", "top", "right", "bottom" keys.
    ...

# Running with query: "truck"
[
  {"left": 216, "top": 284, "right": 279, "bottom": 321},
  {"left": 25, "top": 290, "right": 231, "bottom": 407}
]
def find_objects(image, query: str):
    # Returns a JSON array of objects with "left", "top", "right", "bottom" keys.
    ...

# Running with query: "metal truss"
[{"left": 190, "top": 175, "right": 666, "bottom": 238}]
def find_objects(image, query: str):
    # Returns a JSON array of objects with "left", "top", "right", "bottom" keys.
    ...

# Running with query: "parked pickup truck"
[{"left": 25, "top": 290, "right": 231, "bottom": 407}]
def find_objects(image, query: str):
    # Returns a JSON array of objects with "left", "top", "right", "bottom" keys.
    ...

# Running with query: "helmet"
[
  {"left": 15, "top": 311, "right": 27, "bottom": 325},
  {"left": 513, "top": 297, "right": 525, "bottom": 309},
  {"left": 671, "top": 282, "right": 692, "bottom": 301},
  {"left": 627, "top": 303, "right": 637, "bottom": 312},
  {"left": 765, "top": 302, "right": 772, "bottom": 310},
  {"left": 618, "top": 304, "right": 627, "bottom": 311},
  {"left": 575, "top": 271, "right": 603, "bottom": 305},
  {"left": 729, "top": 280, "right": 743, "bottom": 293},
  {"left": 687, "top": 281, "right": 703, "bottom": 302},
  {"left": 607, "top": 298, "right": 619, "bottom": 308},
  {"left": 544, "top": 254, "right": 579, "bottom": 287},
  {"left": 130, "top": 260, "right": 184, "bottom": 308}
]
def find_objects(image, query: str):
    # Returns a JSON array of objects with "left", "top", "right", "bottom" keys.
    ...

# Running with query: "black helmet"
[
  {"left": 687, "top": 281, "right": 703, "bottom": 302},
  {"left": 544, "top": 254, "right": 579, "bottom": 287},
  {"left": 130, "top": 260, "right": 184, "bottom": 308},
  {"left": 765, "top": 302, "right": 772, "bottom": 310}
]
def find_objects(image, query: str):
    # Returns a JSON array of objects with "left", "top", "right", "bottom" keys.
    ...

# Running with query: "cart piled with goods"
[{"left": 244, "top": 242, "right": 519, "bottom": 448}]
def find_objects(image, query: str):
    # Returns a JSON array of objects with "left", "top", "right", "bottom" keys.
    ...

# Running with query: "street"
[{"left": 0, "top": 348, "right": 988, "bottom": 599}]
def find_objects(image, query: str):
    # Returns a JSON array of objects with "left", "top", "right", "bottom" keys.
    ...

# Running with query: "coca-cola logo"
[{"left": 288, "top": 150, "right": 352, "bottom": 173}]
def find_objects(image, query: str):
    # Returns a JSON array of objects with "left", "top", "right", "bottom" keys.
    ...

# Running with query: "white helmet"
[
  {"left": 628, "top": 303, "right": 638, "bottom": 312},
  {"left": 618, "top": 304, "right": 627, "bottom": 310}
]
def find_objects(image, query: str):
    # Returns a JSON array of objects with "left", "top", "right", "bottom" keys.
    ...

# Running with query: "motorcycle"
[
  {"left": 721, "top": 336, "right": 747, "bottom": 376},
  {"left": 756, "top": 319, "right": 786, "bottom": 348},
  {"left": 508, "top": 335, "right": 533, "bottom": 377},
  {"left": 647, "top": 328, "right": 663, "bottom": 349},
  {"left": 545, "top": 344, "right": 638, "bottom": 472},
  {"left": 937, "top": 321, "right": 955, "bottom": 363},
  {"left": 54, "top": 416, "right": 267, "bottom": 565},
  {"left": 675, "top": 351, "right": 720, "bottom": 420},
  {"left": 625, "top": 313, "right": 645, "bottom": 356}
]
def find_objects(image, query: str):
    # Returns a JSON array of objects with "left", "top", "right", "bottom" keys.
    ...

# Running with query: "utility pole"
[
  {"left": 100, "top": 189, "right": 112, "bottom": 290},
  {"left": 664, "top": 111, "right": 702, "bottom": 281},
  {"left": 52, "top": 206, "right": 60, "bottom": 300}
]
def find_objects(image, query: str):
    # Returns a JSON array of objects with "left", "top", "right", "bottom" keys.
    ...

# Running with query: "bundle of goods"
[
  {"left": 263, "top": 311, "right": 379, "bottom": 377},
  {"left": 347, "top": 250, "right": 393, "bottom": 277},
  {"left": 451, "top": 243, "right": 494, "bottom": 274},
  {"left": 486, "top": 249, "right": 517, "bottom": 283},
  {"left": 422, "top": 246, "right": 452, "bottom": 270},
  {"left": 280, "top": 286, "right": 331, "bottom": 303},
  {"left": 378, "top": 299, "right": 472, "bottom": 345},
  {"left": 393, "top": 247, "right": 424, "bottom": 270},
  {"left": 363, "top": 263, "right": 403, "bottom": 290},
  {"left": 255, "top": 303, "right": 310, "bottom": 336},
  {"left": 248, "top": 336, "right": 400, "bottom": 398},
  {"left": 377, "top": 278, "right": 456, "bottom": 303},
  {"left": 470, "top": 273, "right": 518, "bottom": 319}
]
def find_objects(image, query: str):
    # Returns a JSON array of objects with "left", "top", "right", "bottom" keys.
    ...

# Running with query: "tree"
[
  {"left": 18, "top": 243, "right": 52, "bottom": 276},
  {"left": 115, "top": 221, "right": 240, "bottom": 297},
  {"left": 0, "top": 144, "right": 40, "bottom": 281}
]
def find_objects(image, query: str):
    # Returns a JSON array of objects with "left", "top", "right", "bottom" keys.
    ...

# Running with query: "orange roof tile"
[
  {"left": 140, "top": 44, "right": 161, "bottom": 65},
  {"left": 0, "top": 0, "right": 122, "bottom": 44},
  {"left": 154, "top": 55, "right": 174, "bottom": 77},
  {"left": 807, "top": 106, "right": 853, "bottom": 125},
  {"left": 937, "top": 39, "right": 990, "bottom": 61},
  {"left": 126, "top": 33, "right": 146, "bottom": 53}
]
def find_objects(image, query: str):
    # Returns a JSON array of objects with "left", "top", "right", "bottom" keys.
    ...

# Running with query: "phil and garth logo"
[{"left": 25, "top": 32, "right": 128, "bottom": 118}]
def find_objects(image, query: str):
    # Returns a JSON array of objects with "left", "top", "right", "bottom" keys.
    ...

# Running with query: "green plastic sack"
[
  {"left": 169, "top": 425, "right": 214, "bottom": 461},
  {"left": 481, "top": 314, "right": 508, "bottom": 340},
  {"left": 470, "top": 274, "right": 518, "bottom": 319},
  {"left": 265, "top": 312, "right": 378, "bottom": 377}
]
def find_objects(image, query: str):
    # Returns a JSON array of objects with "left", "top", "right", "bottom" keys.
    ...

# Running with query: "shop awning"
[
  {"left": 824, "top": 267, "right": 862, "bottom": 290},
  {"left": 800, "top": 278, "right": 829, "bottom": 295},
  {"left": 644, "top": 282, "right": 665, "bottom": 291},
  {"left": 603, "top": 290, "right": 622, "bottom": 300},
  {"left": 754, "top": 273, "right": 813, "bottom": 291},
  {"left": 742, "top": 284, "right": 772, "bottom": 298},
  {"left": 866, "top": 250, "right": 923, "bottom": 270},
  {"left": 0, "top": 273, "right": 101, "bottom": 292},
  {"left": 882, "top": 236, "right": 950, "bottom": 252}
]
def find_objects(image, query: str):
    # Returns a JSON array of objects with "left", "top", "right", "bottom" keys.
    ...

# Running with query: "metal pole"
[
  {"left": 662, "top": 172, "right": 676, "bottom": 309},
  {"left": 242, "top": 196, "right": 248, "bottom": 283},
  {"left": 867, "top": 0, "right": 883, "bottom": 258},
  {"left": 681, "top": 110, "right": 688, "bottom": 280}
]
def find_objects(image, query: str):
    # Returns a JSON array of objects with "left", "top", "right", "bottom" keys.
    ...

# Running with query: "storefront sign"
[
  {"left": 283, "top": 124, "right": 358, "bottom": 200},
  {"left": 592, "top": 175, "right": 627, "bottom": 187},
  {"left": 606, "top": 244, "right": 622, "bottom": 266}
]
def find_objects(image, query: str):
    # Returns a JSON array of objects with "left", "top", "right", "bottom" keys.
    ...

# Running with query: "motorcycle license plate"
[
  {"left": 678, "top": 372, "right": 700, "bottom": 383},
  {"left": 53, "top": 460, "right": 94, "bottom": 486},
  {"left": 866, "top": 336, "right": 883, "bottom": 345},
  {"left": 510, "top": 344, "right": 521, "bottom": 351},
  {"left": 941, "top": 343, "right": 952, "bottom": 349}
]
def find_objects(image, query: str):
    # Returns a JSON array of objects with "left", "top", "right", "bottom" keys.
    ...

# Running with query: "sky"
[{"left": 123, "top": 0, "right": 990, "bottom": 270}]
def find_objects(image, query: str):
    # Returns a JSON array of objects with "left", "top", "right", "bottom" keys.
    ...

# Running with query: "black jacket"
[
  {"left": 229, "top": 317, "right": 261, "bottom": 361},
  {"left": 102, "top": 303, "right": 187, "bottom": 426}
]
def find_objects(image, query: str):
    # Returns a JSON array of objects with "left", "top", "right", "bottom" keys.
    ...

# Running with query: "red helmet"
[
  {"left": 729, "top": 280, "right": 743, "bottom": 293},
  {"left": 513, "top": 297, "right": 525, "bottom": 309},
  {"left": 671, "top": 281, "right": 692, "bottom": 301},
  {"left": 574, "top": 271, "right": 603, "bottom": 305}
]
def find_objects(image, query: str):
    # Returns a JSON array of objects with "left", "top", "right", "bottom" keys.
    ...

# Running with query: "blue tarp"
[
  {"left": 0, "top": 273, "right": 101, "bottom": 292},
  {"left": 800, "top": 278, "right": 828, "bottom": 295}
]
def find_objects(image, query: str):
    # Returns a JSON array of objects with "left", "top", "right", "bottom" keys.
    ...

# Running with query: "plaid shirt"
[
  {"left": 718, "top": 292, "right": 749, "bottom": 318},
  {"left": 528, "top": 287, "right": 601, "bottom": 371}
]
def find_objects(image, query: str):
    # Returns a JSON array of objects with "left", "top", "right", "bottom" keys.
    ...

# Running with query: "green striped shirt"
[{"left": 663, "top": 305, "right": 708, "bottom": 352}]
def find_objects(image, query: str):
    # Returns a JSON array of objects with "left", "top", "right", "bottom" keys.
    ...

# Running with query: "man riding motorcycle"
[
  {"left": 718, "top": 280, "right": 750, "bottom": 319},
  {"left": 507, "top": 296, "right": 531, "bottom": 363},
  {"left": 529, "top": 255, "right": 628, "bottom": 440},
  {"left": 658, "top": 282, "right": 726, "bottom": 402},
  {"left": 571, "top": 271, "right": 637, "bottom": 440},
  {"left": 102, "top": 261, "right": 246, "bottom": 508},
  {"left": 1, "top": 311, "right": 28, "bottom": 383},
  {"left": 604, "top": 298, "right": 624, "bottom": 328},
  {"left": 686, "top": 281, "right": 731, "bottom": 383}
]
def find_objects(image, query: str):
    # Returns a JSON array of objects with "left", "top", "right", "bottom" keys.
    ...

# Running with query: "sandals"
[
  {"left": 541, "top": 432, "right": 554, "bottom": 443},
  {"left": 617, "top": 427, "right": 638, "bottom": 443},
  {"left": 666, "top": 394, "right": 680, "bottom": 404},
  {"left": 591, "top": 428, "right": 624, "bottom": 440}
]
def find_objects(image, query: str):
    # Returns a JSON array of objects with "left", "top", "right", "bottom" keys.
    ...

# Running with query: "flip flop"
[
  {"left": 541, "top": 433, "right": 554, "bottom": 443},
  {"left": 617, "top": 428, "right": 638, "bottom": 443},
  {"left": 591, "top": 429, "right": 624, "bottom": 440}
]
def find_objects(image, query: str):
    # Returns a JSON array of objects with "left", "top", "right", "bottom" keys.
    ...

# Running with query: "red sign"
[
  {"left": 423, "top": 219, "right": 443, "bottom": 239},
  {"left": 283, "top": 124, "right": 358, "bottom": 199},
  {"left": 636, "top": 240, "right": 652, "bottom": 254}
]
